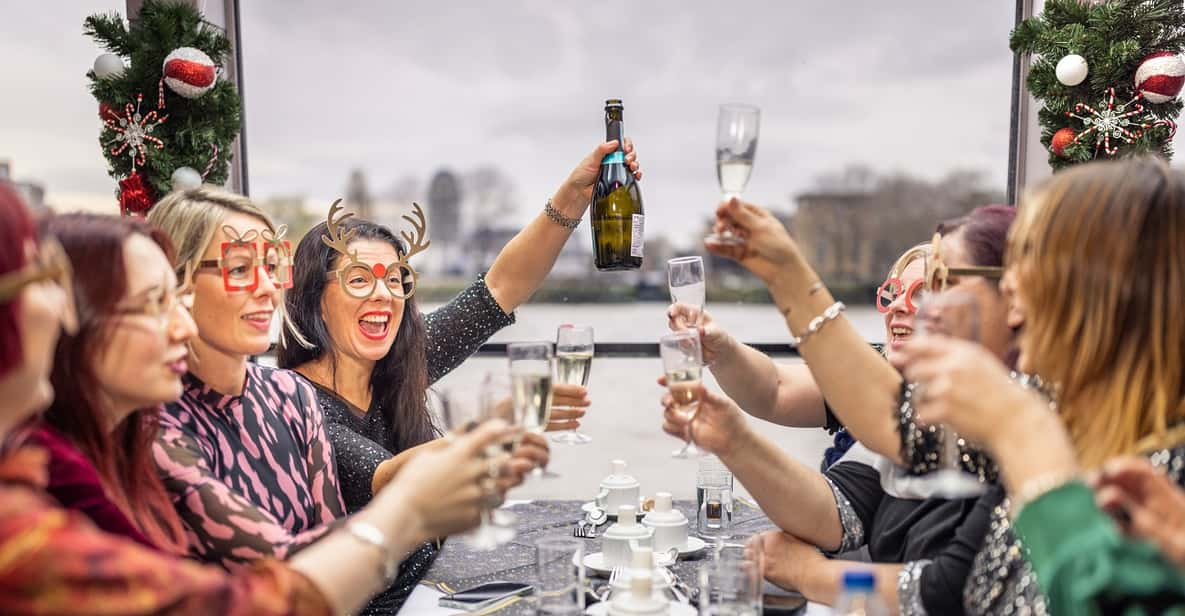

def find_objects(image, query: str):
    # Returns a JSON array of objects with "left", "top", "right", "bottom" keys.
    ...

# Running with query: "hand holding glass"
[
  {"left": 660, "top": 331, "right": 704, "bottom": 458},
  {"left": 667, "top": 256, "right": 706, "bottom": 328}
]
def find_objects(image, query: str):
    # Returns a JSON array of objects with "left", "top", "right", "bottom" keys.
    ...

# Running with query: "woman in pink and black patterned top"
[{"left": 147, "top": 188, "right": 346, "bottom": 566}]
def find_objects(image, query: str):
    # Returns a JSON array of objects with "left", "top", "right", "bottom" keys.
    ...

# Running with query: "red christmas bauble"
[
  {"left": 1135, "top": 51, "right": 1185, "bottom": 104},
  {"left": 119, "top": 171, "right": 156, "bottom": 216},
  {"left": 1051, "top": 127, "right": 1077, "bottom": 157},
  {"left": 162, "top": 47, "right": 217, "bottom": 99}
]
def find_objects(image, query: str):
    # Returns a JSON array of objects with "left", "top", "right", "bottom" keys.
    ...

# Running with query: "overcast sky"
[{"left": 6, "top": 1, "right": 1021, "bottom": 248}]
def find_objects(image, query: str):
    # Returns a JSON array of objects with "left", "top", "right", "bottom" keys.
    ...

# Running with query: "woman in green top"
[{"left": 898, "top": 157, "right": 1185, "bottom": 615}]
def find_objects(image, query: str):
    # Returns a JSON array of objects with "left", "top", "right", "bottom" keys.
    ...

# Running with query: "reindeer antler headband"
[{"left": 322, "top": 199, "right": 430, "bottom": 300}]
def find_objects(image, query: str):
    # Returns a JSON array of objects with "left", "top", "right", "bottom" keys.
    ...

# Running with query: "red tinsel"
[{"left": 119, "top": 172, "right": 156, "bottom": 216}]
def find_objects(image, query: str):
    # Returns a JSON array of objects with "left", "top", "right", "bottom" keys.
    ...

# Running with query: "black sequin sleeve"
[
  {"left": 424, "top": 273, "right": 516, "bottom": 385},
  {"left": 897, "top": 381, "right": 998, "bottom": 482}
]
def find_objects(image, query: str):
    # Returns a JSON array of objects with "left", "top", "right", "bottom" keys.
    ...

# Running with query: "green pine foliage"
[
  {"left": 1010, "top": 0, "right": 1185, "bottom": 170},
  {"left": 85, "top": 0, "right": 241, "bottom": 199}
]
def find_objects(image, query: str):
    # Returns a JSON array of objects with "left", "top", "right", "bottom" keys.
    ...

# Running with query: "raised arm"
[
  {"left": 660, "top": 382, "right": 843, "bottom": 550},
  {"left": 484, "top": 140, "right": 642, "bottom": 313},
  {"left": 708, "top": 198, "right": 905, "bottom": 461},
  {"left": 668, "top": 304, "right": 828, "bottom": 428}
]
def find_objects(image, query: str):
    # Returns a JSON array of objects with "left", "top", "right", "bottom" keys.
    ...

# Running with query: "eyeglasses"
[
  {"left": 0, "top": 238, "right": 79, "bottom": 335},
  {"left": 875, "top": 277, "right": 924, "bottom": 313},
  {"left": 109, "top": 270, "right": 195, "bottom": 333},
  {"left": 322, "top": 200, "right": 428, "bottom": 301},
  {"left": 326, "top": 261, "right": 415, "bottom": 300},
  {"left": 196, "top": 225, "right": 293, "bottom": 293},
  {"left": 926, "top": 232, "right": 1003, "bottom": 293}
]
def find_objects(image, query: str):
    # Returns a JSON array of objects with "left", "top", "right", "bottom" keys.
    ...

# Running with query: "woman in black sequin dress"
[{"left": 277, "top": 141, "right": 642, "bottom": 614}]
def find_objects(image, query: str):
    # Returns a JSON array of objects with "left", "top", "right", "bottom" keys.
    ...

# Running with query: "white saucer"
[
  {"left": 582, "top": 501, "right": 645, "bottom": 521},
  {"left": 585, "top": 600, "right": 697, "bottom": 616},
  {"left": 578, "top": 553, "right": 673, "bottom": 587},
  {"left": 675, "top": 536, "right": 708, "bottom": 558}
]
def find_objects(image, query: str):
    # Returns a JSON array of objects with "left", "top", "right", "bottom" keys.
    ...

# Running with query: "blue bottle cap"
[{"left": 842, "top": 570, "right": 876, "bottom": 591}]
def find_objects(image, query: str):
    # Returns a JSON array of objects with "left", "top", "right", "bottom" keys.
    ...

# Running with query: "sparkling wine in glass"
[
  {"left": 911, "top": 289, "right": 987, "bottom": 498},
  {"left": 707, "top": 104, "right": 760, "bottom": 247},
  {"left": 661, "top": 330, "right": 705, "bottom": 458},
  {"left": 668, "top": 256, "right": 706, "bottom": 328},
  {"left": 552, "top": 324, "right": 593, "bottom": 445},
  {"left": 508, "top": 341, "right": 558, "bottom": 478}
]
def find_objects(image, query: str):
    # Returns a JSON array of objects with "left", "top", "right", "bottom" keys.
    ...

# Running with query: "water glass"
[
  {"left": 696, "top": 457, "right": 734, "bottom": 538},
  {"left": 668, "top": 256, "right": 706, "bottom": 328},
  {"left": 699, "top": 558, "right": 761, "bottom": 615},
  {"left": 535, "top": 536, "right": 585, "bottom": 615}
]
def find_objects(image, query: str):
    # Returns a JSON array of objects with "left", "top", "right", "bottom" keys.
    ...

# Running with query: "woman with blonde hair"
[{"left": 899, "top": 157, "right": 1185, "bottom": 614}]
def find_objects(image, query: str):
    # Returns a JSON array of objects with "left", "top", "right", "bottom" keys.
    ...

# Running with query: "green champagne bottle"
[{"left": 591, "top": 99, "right": 644, "bottom": 271}]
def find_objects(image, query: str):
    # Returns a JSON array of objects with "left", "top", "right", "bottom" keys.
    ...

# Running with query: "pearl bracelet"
[
  {"left": 790, "top": 301, "right": 846, "bottom": 346},
  {"left": 1008, "top": 470, "right": 1079, "bottom": 520},
  {"left": 345, "top": 520, "right": 400, "bottom": 582}
]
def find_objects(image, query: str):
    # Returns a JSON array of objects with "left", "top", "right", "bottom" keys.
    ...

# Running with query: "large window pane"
[
  {"left": 0, "top": 1, "right": 128, "bottom": 214},
  {"left": 240, "top": 1, "right": 1015, "bottom": 345}
]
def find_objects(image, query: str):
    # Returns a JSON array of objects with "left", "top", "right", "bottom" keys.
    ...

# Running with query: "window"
[
  {"left": 0, "top": 1, "right": 128, "bottom": 215},
  {"left": 240, "top": 2, "right": 1016, "bottom": 347}
]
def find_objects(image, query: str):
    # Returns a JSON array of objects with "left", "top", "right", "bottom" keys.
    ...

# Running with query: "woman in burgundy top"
[{"left": 33, "top": 213, "right": 194, "bottom": 553}]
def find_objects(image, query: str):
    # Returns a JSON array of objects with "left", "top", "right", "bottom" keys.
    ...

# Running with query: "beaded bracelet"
[
  {"left": 544, "top": 199, "right": 582, "bottom": 229},
  {"left": 790, "top": 301, "right": 846, "bottom": 346}
]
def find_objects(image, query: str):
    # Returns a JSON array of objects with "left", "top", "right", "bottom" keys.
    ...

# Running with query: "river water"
[{"left": 420, "top": 303, "right": 885, "bottom": 501}]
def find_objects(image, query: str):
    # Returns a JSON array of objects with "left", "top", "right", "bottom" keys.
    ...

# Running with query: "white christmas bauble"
[
  {"left": 162, "top": 47, "right": 217, "bottom": 99},
  {"left": 1056, "top": 54, "right": 1089, "bottom": 86},
  {"left": 171, "top": 167, "right": 203, "bottom": 191},
  {"left": 93, "top": 53, "right": 126, "bottom": 79}
]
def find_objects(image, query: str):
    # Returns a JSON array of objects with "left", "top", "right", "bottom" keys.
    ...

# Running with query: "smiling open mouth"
[{"left": 358, "top": 312, "right": 391, "bottom": 340}]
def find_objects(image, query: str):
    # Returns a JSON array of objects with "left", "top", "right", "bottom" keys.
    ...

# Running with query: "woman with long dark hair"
[{"left": 277, "top": 139, "right": 641, "bottom": 613}]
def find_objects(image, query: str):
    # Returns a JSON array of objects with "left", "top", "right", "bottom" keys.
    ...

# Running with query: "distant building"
[{"left": 790, "top": 183, "right": 996, "bottom": 286}]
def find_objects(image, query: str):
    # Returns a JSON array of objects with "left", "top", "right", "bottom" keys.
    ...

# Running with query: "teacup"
[
  {"left": 602, "top": 505, "right": 654, "bottom": 568},
  {"left": 642, "top": 492, "right": 689, "bottom": 553},
  {"left": 596, "top": 459, "right": 640, "bottom": 514}
]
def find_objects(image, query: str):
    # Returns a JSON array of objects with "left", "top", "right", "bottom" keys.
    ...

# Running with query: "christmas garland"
[
  {"left": 1010, "top": 0, "right": 1185, "bottom": 170},
  {"left": 85, "top": 0, "right": 241, "bottom": 215}
]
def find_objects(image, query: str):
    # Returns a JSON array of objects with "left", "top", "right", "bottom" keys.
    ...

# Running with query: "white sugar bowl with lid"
[
  {"left": 642, "top": 492, "right": 688, "bottom": 553},
  {"left": 596, "top": 459, "right": 641, "bottom": 514},
  {"left": 602, "top": 505, "right": 654, "bottom": 568}
]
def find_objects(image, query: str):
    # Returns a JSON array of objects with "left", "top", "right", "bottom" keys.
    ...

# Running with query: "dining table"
[{"left": 402, "top": 499, "right": 832, "bottom": 615}]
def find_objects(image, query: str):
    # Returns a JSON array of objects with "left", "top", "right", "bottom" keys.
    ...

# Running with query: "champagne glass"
[
  {"left": 910, "top": 289, "right": 987, "bottom": 498},
  {"left": 479, "top": 373, "right": 521, "bottom": 536},
  {"left": 660, "top": 330, "right": 705, "bottom": 458},
  {"left": 553, "top": 325, "right": 594, "bottom": 445},
  {"left": 433, "top": 383, "right": 516, "bottom": 549},
  {"left": 667, "top": 256, "right": 706, "bottom": 328},
  {"left": 508, "top": 341, "right": 558, "bottom": 478},
  {"left": 707, "top": 104, "right": 760, "bottom": 246}
]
